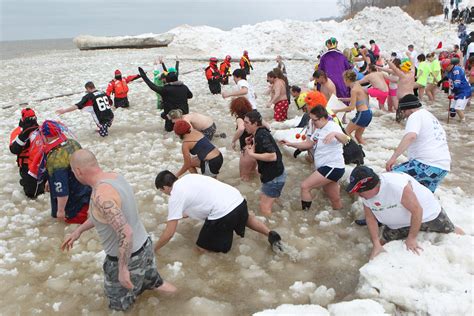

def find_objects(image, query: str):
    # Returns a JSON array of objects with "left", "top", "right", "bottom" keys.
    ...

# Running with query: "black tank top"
[{"left": 189, "top": 137, "right": 215, "bottom": 161}]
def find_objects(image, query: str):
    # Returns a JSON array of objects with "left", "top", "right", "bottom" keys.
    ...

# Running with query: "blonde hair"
[
  {"left": 343, "top": 69, "right": 357, "bottom": 82},
  {"left": 168, "top": 109, "right": 183, "bottom": 120},
  {"left": 343, "top": 48, "right": 352, "bottom": 62}
]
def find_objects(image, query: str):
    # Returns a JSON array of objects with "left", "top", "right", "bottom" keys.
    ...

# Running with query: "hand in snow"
[
  {"left": 221, "top": 91, "right": 229, "bottom": 99},
  {"left": 405, "top": 237, "right": 423, "bottom": 255},
  {"left": 385, "top": 157, "right": 396, "bottom": 171},
  {"left": 61, "top": 229, "right": 81, "bottom": 251},
  {"left": 369, "top": 244, "right": 385, "bottom": 260}
]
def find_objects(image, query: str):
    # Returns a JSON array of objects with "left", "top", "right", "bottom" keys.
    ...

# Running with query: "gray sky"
[{"left": 0, "top": 0, "right": 341, "bottom": 41}]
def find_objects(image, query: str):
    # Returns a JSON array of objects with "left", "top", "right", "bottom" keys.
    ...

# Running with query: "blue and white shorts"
[{"left": 393, "top": 159, "right": 448, "bottom": 192}]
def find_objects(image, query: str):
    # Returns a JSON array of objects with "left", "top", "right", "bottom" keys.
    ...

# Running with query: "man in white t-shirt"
[
  {"left": 222, "top": 68, "right": 257, "bottom": 109},
  {"left": 385, "top": 95, "right": 451, "bottom": 193},
  {"left": 346, "top": 166, "right": 462, "bottom": 260},
  {"left": 153, "top": 171, "right": 282, "bottom": 253}
]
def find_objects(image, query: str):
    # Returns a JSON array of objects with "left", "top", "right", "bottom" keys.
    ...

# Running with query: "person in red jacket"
[
  {"left": 106, "top": 69, "right": 141, "bottom": 108},
  {"left": 240, "top": 50, "right": 253, "bottom": 75},
  {"left": 220, "top": 55, "right": 232, "bottom": 85},
  {"left": 9, "top": 108, "right": 45, "bottom": 198},
  {"left": 205, "top": 57, "right": 222, "bottom": 94}
]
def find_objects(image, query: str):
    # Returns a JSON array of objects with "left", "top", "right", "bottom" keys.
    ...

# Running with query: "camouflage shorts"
[
  {"left": 103, "top": 238, "right": 163, "bottom": 311},
  {"left": 382, "top": 209, "right": 455, "bottom": 241},
  {"left": 201, "top": 123, "right": 217, "bottom": 141}
]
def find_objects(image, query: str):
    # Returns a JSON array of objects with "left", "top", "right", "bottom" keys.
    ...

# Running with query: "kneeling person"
[
  {"left": 154, "top": 171, "right": 283, "bottom": 253},
  {"left": 346, "top": 166, "right": 464, "bottom": 260}
]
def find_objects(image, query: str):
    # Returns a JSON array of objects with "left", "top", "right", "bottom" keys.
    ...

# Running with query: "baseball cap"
[
  {"left": 346, "top": 166, "right": 380, "bottom": 193},
  {"left": 398, "top": 94, "right": 422, "bottom": 111}
]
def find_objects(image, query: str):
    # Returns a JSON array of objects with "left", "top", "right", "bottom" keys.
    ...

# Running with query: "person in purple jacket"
[{"left": 318, "top": 37, "right": 352, "bottom": 101}]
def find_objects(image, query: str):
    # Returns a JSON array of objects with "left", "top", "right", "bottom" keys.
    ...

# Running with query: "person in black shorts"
[{"left": 154, "top": 171, "right": 283, "bottom": 253}]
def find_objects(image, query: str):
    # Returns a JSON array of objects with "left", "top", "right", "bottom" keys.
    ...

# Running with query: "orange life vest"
[
  {"left": 114, "top": 79, "right": 129, "bottom": 97},
  {"left": 9, "top": 127, "right": 41, "bottom": 167}
]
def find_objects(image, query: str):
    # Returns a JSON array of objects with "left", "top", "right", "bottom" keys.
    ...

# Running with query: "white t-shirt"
[
  {"left": 237, "top": 79, "right": 257, "bottom": 109},
  {"left": 410, "top": 50, "right": 419, "bottom": 67},
  {"left": 167, "top": 174, "right": 244, "bottom": 221},
  {"left": 309, "top": 121, "right": 345, "bottom": 169},
  {"left": 466, "top": 42, "right": 474, "bottom": 58},
  {"left": 362, "top": 173, "right": 441, "bottom": 229},
  {"left": 405, "top": 109, "right": 451, "bottom": 171}
]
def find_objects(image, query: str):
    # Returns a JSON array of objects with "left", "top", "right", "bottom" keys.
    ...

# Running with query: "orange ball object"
[
  {"left": 304, "top": 90, "right": 328, "bottom": 110},
  {"left": 295, "top": 133, "right": 301, "bottom": 139},
  {"left": 301, "top": 135, "right": 307, "bottom": 140}
]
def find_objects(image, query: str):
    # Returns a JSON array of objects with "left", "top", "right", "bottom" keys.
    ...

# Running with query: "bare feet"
[
  {"left": 455, "top": 226, "right": 465, "bottom": 235},
  {"left": 155, "top": 281, "right": 177, "bottom": 294}
]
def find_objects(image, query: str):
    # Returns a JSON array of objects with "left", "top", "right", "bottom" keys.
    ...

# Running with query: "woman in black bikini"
[{"left": 173, "top": 119, "right": 223, "bottom": 178}]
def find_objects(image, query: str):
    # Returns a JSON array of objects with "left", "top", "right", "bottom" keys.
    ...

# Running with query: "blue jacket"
[{"left": 447, "top": 66, "right": 471, "bottom": 99}]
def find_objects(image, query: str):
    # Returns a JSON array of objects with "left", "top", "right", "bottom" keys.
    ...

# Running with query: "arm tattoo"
[{"left": 93, "top": 191, "right": 132, "bottom": 269}]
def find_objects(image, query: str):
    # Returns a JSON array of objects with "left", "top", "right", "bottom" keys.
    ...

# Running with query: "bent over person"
[
  {"left": 346, "top": 166, "right": 464, "bottom": 260},
  {"left": 62, "top": 149, "right": 176, "bottom": 311},
  {"left": 154, "top": 171, "right": 283, "bottom": 253}
]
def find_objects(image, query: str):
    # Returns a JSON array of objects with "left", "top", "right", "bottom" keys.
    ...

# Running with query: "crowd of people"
[{"left": 8, "top": 31, "right": 470, "bottom": 311}]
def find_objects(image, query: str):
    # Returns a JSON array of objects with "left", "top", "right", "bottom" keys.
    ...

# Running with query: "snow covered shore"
[
  {"left": 0, "top": 6, "right": 473, "bottom": 315},
  {"left": 73, "top": 7, "right": 461, "bottom": 60}
]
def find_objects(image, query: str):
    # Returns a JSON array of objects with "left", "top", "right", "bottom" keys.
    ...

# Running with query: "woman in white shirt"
[{"left": 281, "top": 105, "right": 349, "bottom": 211}]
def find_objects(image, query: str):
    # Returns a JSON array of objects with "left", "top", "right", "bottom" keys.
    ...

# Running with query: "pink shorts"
[
  {"left": 389, "top": 88, "right": 397, "bottom": 97},
  {"left": 368, "top": 87, "right": 389, "bottom": 105}
]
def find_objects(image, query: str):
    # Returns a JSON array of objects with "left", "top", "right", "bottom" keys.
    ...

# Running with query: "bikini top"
[{"left": 355, "top": 98, "right": 369, "bottom": 109}]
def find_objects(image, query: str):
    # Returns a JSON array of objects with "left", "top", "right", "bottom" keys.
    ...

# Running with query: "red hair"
[{"left": 230, "top": 97, "right": 253, "bottom": 118}]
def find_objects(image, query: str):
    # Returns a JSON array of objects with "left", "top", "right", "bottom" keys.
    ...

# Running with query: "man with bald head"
[{"left": 62, "top": 149, "right": 176, "bottom": 311}]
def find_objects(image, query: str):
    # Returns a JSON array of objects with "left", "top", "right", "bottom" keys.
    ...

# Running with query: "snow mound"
[
  {"left": 328, "top": 299, "right": 388, "bottom": 315},
  {"left": 166, "top": 6, "right": 458, "bottom": 59},
  {"left": 253, "top": 303, "right": 329, "bottom": 316},
  {"left": 253, "top": 299, "right": 387, "bottom": 315},
  {"left": 73, "top": 33, "right": 173, "bottom": 50},
  {"left": 357, "top": 235, "right": 474, "bottom": 315}
]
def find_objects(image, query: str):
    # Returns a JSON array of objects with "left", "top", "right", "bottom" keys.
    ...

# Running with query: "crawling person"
[{"left": 347, "top": 166, "right": 464, "bottom": 260}]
